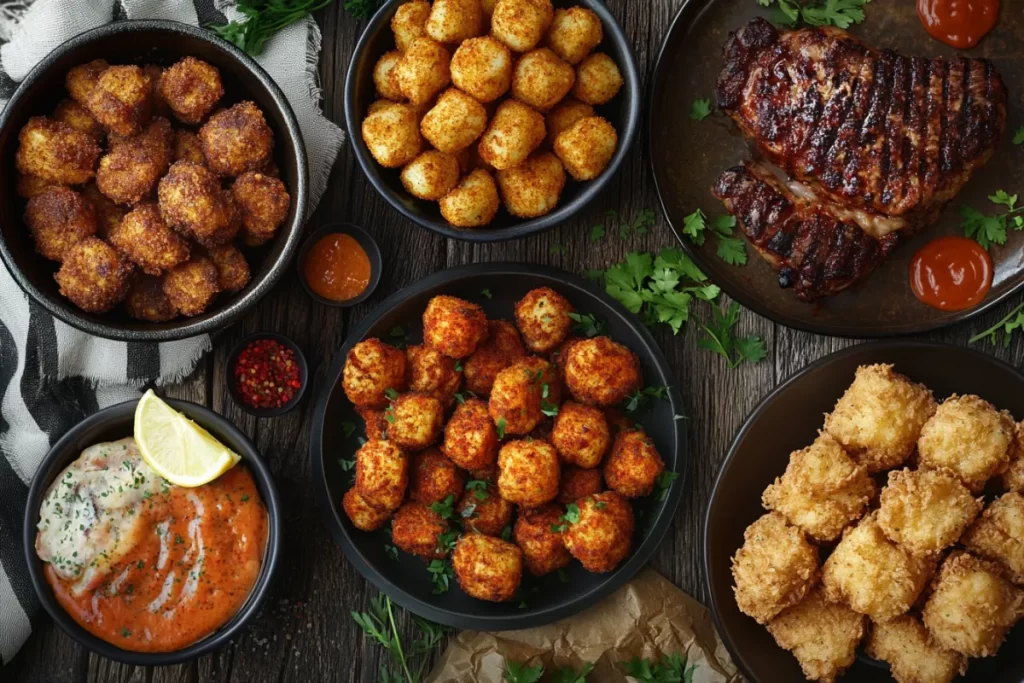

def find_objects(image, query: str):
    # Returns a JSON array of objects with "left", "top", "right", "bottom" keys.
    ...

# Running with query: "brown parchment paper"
[{"left": 425, "top": 569, "right": 744, "bottom": 683}]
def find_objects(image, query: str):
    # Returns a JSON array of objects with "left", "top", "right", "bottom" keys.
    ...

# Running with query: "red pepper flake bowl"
[{"left": 226, "top": 333, "right": 309, "bottom": 417}]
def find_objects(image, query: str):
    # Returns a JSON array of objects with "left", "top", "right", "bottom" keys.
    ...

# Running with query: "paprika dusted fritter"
[
  {"left": 200, "top": 101, "right": 274, "bottom": 176},
  {"left": 342, "top": 489, "right": 392, "bottom": 532},
  {"left": 463, "top": 320, "right": 526, "bottom": 395},
  {"left": 551, "top": 401, "right": 609, "bottom": 468},
  {"left": 497, "top": 438, "right": 560, "bottom": 508},
  {"left": 409, "top": 448, "right": 465, "bottom": 505},
  {"left": 388, "top": 393, "right": 446, "bottom": 452},
  {"left": 443, "top": 398, "right": 499, "bottom": 472},
  {"left": 162, "top": 255, "right": 220, "bottom": 317},
  {"left": 603, "top": 428, "right": 665, "bottom": 498},
  {"left": 453, "top": 533, "right": 522, "bottom": 602},
  {"left": 392, "top": 502, "right": 449, "bottom": 559},
  {"left": 124, "top": 274, "right": 178, "bottom": 323},
  {"left": 158, "top": 57, "right": 224, "bottom": 125},
  {"left": 422, "top": 295, "right": 488, "bottom": 359},
  {"left": 514, "top": 287, "right": 573, "bottom": 353},
  {"left": 514, "top": 504, "right": 571, "bottom": 576},
  {"left": 458, "top": 482, "right": 514, "bottom": 536},
  {"left": 564, "top": 336, "right": 641, "bottom": 407},
  {"left": 406, "top": 344, "right": 462, "bottom": 405},
  {"left": 54, "top": 237, "right": 133, "bottom": 313},
  {"left": 563, "top": 491, "right": 634, "bottom": 573},
  {"left": 25, "top": 187, "right": 97, "bottom": 262},
  {"left": 343, "top": 339, "right": 408, "bottom": 409},
  {"left": 108, "top": 202, "right": 190, "bottom": 275},
  {"left": 355, "top": 439, "right": 409, "bottom": 513}
]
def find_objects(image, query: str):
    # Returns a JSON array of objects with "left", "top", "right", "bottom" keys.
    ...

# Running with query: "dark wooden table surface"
[{"left": 11, "top": 1, "right": 1024, "bottom": 681}]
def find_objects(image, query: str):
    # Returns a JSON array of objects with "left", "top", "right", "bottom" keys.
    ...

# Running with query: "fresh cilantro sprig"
[
  {"left": 210, "top": 0, "right": 368, "bottom": 56},
  {"left": 569, "top": 312, "right": 606, "bottom": 338},
  {"left": 505, "top": 661, "right": 545, "bottom": 683},
  {"left": 682, "top": 209, "right": 747, "bottom": 266},
  {"left": 961, "top": 191, "right": 1024, "bottom": 249},
  {"left": 970, "top": 301, "right": 1024, "bottom": 347},
  {"left": 689, "top": 99, "right": 712, "bottom": 121},
  {"left": 623, "top": 653, "right": 696, "bottom": 683},
  {"left": 698, "top": 301, "right": 767, "bottom": 369},
  {"left": 757, "top": 0, "right": 870, "bottom": 29},
  {"left": 551, "top": 663, "right": 594, "bottom": 683},
  {"left": 351, "top": 593, "right": 447, "bottom": 683},
  {"left": 1014, "top": 126, "right": 1024, "bottom": 146}
]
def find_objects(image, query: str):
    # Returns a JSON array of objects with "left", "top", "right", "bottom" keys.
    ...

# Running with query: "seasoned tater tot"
[
  {"left": 497, "top": 438, "right": 560, "bottom": 507},
  {"left": 343, "top": 339, "right": 408, "bottom": 409},
  {"left": 396, "top": 38, "right": 451, "bottom": 106},
  {"left": 489, "top": 357, "right": 559, "bottom": 435},
  {"left": 453, "top": 533, "right": 522, "bottom": 602},
  {"left": 497, "top": 152, "right": 565, "bottom": 218},
  {"left": 877, "top": 468, "right": 982, "bottom": 556},
  {"left": 963, "top": 492, "right": 1024, "bottom": 586},
  {"left": 443, "top": 398, "right": 499, "bottom": 471},
  {"left": 545, "top": 98, "right": 594, "bottom": 146},
  {"left": 232, "top": 171, "right": 290, "bottom": 247},
  {"left": 551, "top": 401, "right": 609, "bottom": 468},
  {"left": 25, "top": 187, "right": 97, "bottom": 262},
  {"left": 85, "top": 65, "right": 152, "bottom": 136},
  {"left": 515, "top": 286, "right": 573, "bottom": 353},
  {"left": 162, "top": 255, "right": 220, "bottom": 317},
  {"left": 458, "top": 481, "right": 514, "bottom": 536},
  {"left": 422, "top": 295, "right": 488, "bottom": 359},
  {"left": 54, "top": 238, "right": 132, "bottom": 313},
  {"left": 426, "top": 0, "right": 483, "bottom": 43},
  {"left": 200, "top": 102, "right": 274, "bottom": 176},
  {"left": 917, "top": 394, "right": 1015, "bottom": 492},
  {"left": 392, "top": 502, "right": 449, "bottom": 559},
  {"left": 491, "top": 0, "right": 554, "bottom": 52},
  {"left": 922, "top": 551, "right": 1024, "bottom": 658},
  {"left": 512, "top": 48, "right": 575, "bottom": 111},
  {"left": 463, "top": 320, "right": 526, "bottom": 395},
  {"left": 392, "top": 0, "right": 431, "bottom": 52},
  {"left": 206, "top": 243, "right": 251, "bottom": 293},
  {"left": 354, "top": 439, "right": 409, "bottom": 512},
  {"left": 766, "top": 587, "right": 866, "bottom": 683},
  {"left": 16, "top": 174, "right": 54, "bottom": 200},
  {"left": 173, "top": 130, "right": 205, "bottom": 164},
  {"left": 409, "top": 448, "right": 465, "bottom": 505},
  {"left": 546, "top": 7, "right": 603, "bottom": 65},
  {"left": 1003, "top": 422, "right": 1024, "bottom": 492},
  {"left": 824, "top": 364, "right": 936, "bottom": 473},
  {"left": 604, "top": 429, "right": 665, "bottom": 498},
  {"left": 388, "top": 393, "right": 445, "bottom": 452},
  {"left": 420, "top": 88, "right": 488, "bottom": 154},
  {"left": 66, "top": 59, "right": 109, "bottom": 105},
  {"left": 82, "top": 183, "right": 124, "bottom": 240},
  {"left": 16, "top": 116, "right": 100, "bottom": 185},
  {"left": 572, "top": 52, "right": 623, "bottom": 105},
  {"left": 367, "top": 99, "right": 398, "bottom": 116},
  {"left": 761, "top": 432, "right": 875, "bottom": 544},
  {"left": 97, "top": 117, "right": 174, "bottom": 206},
  {"left": 374, "top": 51, "right": 405, "bottom": 101},
  {"left": 515, "top": 504, "right": 571, "bottom": 576},
  {"left": 440, "top": 168, "right": 501, "bottom": 228},
  {"left": 401, "top": 150, "right": 461, "bottom": 201},
  {"left": 558, "top": 465, "right": 602, "bottom": 503},
  {"left": 362, "top": 103, "right": 424, "bottom": 168},
  {"left": 554, "top": 116, "right": 617, "bottom": 181},
  {"left": 158, "top": 161, "right": 239, "bottom": 247},
  {"left": 564, "top": 336, "right": 641, "bottom": 407},
  {"left": 108, "top": 202, "right": 190, "bottom": 275},
  {"left": 53, "top": 98, "right": 103, "bottom": 141},
  {"left": 478, "top": 99, "right": 546, "bottom": 170},
  {"left": 157, "top": 57, "right": 224, "bottom": 125},
  {"left": 563, "top": 491, "right": 633, "bottom": 573},
  {"left": 407, "top": 344, "right": 462, "bottom": 405},
  {"left": 124, "top": 274, "right": 177, "bottom": 322},
  {"left": 342, "top": 489, "right": 391, "bottom": 532},
  {"left": 450, "top": 37, "right": 512, "bottom": 103},
  {"left": 866, "top": 616, "right": 966, "bottom": 683}
]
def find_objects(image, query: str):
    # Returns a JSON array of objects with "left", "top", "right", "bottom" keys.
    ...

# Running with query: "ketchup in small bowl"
[
  {"left": 298, "top": 223, "right": 382, "bottom": 308},
  {"left": 910, "top": 236, "right": 993, "bottom": 311}
]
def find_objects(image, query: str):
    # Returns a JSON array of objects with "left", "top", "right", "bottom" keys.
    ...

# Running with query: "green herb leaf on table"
[
  {"left": 590, "top": 223, "right": 606, "bottom": 242},
  {"left": 551, "top": 663, "right": 595, "bottom": 683},
  {"left": 758, "top": 0, "right": 870, "bottom": 29},
  {"left": 208, "top": 0, "right": 350, "bottom": 56},
  {"left": 1015, "top": 126, "right": 1024, "bottom": 145},
  {"left": 680, "top": 209, "right": 746, "bottom": 265},
  {"left": 697, "top": 301, "right": 767, "bottom": 369},
  {"left": 970, "top": 301, "right": 1024, "bottom": 347},
  {"left": 551, "top": 242, "right": 568, "bottom": 255},
  {"left": 569, "top": 312, "right": 606, "bottom": 337},
  {"left": 505, "top": 661, "right": 545, "bottom": 683},
  {"left": 352, "top": 593, "right": 444, "bottom": 682},
  {"left": 689, "top": 98, "right": 712, "bottom": 121},
  {"left": 623, "top": 653, "right": 697, "bottom": 683}
]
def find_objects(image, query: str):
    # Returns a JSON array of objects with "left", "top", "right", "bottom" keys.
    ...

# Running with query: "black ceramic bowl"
[
  {"left": 344, "top": 0, "right": 641, "bottom": 242},
  {"left": 225, "top": 332, "right": 309, "bottom": 417},
  {"left": 296, "top": 222, "right": 382, "bottom": 307},
  {"left": 22, "top": 398, "right": 281, "bottom": 665},
  {"left": 0, "top": 20, "right": 309, "bottom": 342},
  {"left": 309, "top": 263, "right": 686, "bottom": 629},
  {"left": 704, "top": 341, "right": 1024, "bottom": 683}
]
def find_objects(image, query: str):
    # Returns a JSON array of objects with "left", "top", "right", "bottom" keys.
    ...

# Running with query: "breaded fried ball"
[
  {"left": 357, "top": 406, "right": 389, "bottom": 442},
  {"left": 604, "top": 429, "right": 665, "bottom": 498},
  {"left": 354, "top": 439, "right": 409, "bottom": 512},
  {"left": 546, "top": 7, "right": 603, "bottom": 65},
  {"left": 512, "top": 48, "right": 575, "bottom": 111},
  {"left": 409, "top": 448, "right": 465, "bottom": 505},
  {"left": 489, "top": 357, "right": 559, "bottom": 435},
  {"left": 343, "top": 339, "right": 408, "bottom": 409},
  {"left": 564, "top": 336, "right": 641, "bottom": 407},
  {"left": 443, "top": 398, "right": 499, "bottom": 472},
  {"left": 458, "top": 481, "right": 514, "bottom": 536},
  {"left": 563, "top": 491, "right": 633, "bottom": 573},
  {"left": 766, "top": 587, "right": 866, "bottom": 683},
  {"left": 362, "top": 103, "right": 424, "bottom": 168},
  {"left": 206, "top": 244, "right": 250, "bottom": 293},
  {"left": 199, "top": 102, "right": 274, "bottom": 176},
  {"left": 388, "top": 393, "right": 445, "bottom": 452},
  {"left": 824, "top": 364, "right": 936, "bottom": 473},
  {"left": 342, "top": 488, "right": 392, "bottom": 532},
  {"left": 367, "top": 99, "right": 398, "bottom": 116},
  {"left": 82, "top": 183, "right": 124, "bottom": 239},
  {"left": 572, "top": 53, "right": 623, "bottom": 105},
  {"left": 420, "top": 88, "right": 488, "bottom": 154},
  {"left": 917, "top": 394, "right": 1015, "bottom": 492},
  {"left": 16, "top": 116, "right": 100, "bottom": 185},
  {"left": 963, "top": 492, "right": 1024, "bottom": 586},
  {"left": 550, "top": 335, "right": 581, "bottom": 380},
  {"left": 400, "top": 150, "right": 461, "bottom": 201},
  {"left": 108, "top": 202, "right": 190, "bottom": 275},
  {"left": 422, "top": 295, "right": 488, "bottom": 359},
  {"left": 877, "top": 468, "right": 982, "bottom": 556},
  {"left": 391, "top": 502, "right": 449, "bottom": 559},
  {"left": 558, "top": 466, "right": 601, "bottom": 505},
  {"left": 25, "top": 187, "right": 97, "bottom": 262},
  {"left": 392, "top": 0, "right": 431, "bottom": 52},
  {"left": 16, "top": 174, "right": 54, "bottom": 200},
  {"left": 1004, "top": 422, "right": 1024, "bottom": 492},
  {"left": 162, "top": 256, "right": 220, "bottom": 317},
  {"left": 53, "top": 98, "right": 103, "bottom": 141},
  {"left": 66, "top": 59, "right": 109, "bottom": 105},
  {"left": 545, "top": 98, "right": 594, "bottom": 146},
  {"left": 922, "top": 551, "right": 1024, "bottom": 658},
  {"left": 407, "top": 344, "right": 462, "bottom": 405},
  {"left": 85, "top": 65, "right": 152, "bottom": 136},
  {"left": 478, "top": 99, "right": 546, "bottom": 170},
  {"left": 497, "top": 438, "right": 560, "bottom": 507},
  {"left": 55, "top": 237, "right": 132, "bottom": 313},
  {"left": 515, "top": 503, "right": 571, "bottom": 576},
  {"left": 124, "top": 274, "right": 177, "bottom": 322},
  {"left": 373, "top": 51, "right": 404, "bottom": 101},
  {"left": 440, "top": 168, "right": 501, "bottom": 228},
  {"left": 232, "top": 171, "right": 290, "bottom": 246},
  {"left": 515, "top": 286, "right": 573, "bottom": 353},
  {"left": 731, "top": 512, "right": 819, "bottom": 624},
  {"left": 453, "top": 533, "right": 522, "bottom": 602},
  {"left": 822, "top": 513, "right": 934, "bottom": 621},
  {"left": 761, "top": 432, "right": 875, "bottom": 544},
  {"left": 554, "top": 116, "right": 618, "bottom": 181},
  {"left": 158, "top": 161, "right": 239, "bottom": 247},
  {"left": 396, "top": 38, "right": 451, "bottom": 106},
  {"left": 866, "top": 616, "right": 966, "bottom": 683},
  {"left": 173, "top": 130, "right": 205, "bottom": 164},
  {"left": 450, "top": 37, "right": 512, "bottom": 103},
  {"left": 463, "top": 320, "right": 526, "bottom": 395},
  {"left": 157, "top": 57, "right": 224, "bottom": 125},
  {"left": 142, "top": 65, "right": 171, "bottom": 118},
  {"left": 551, "top": 401, "right": 609, "bottom": 468},
  {"left": 492, "top": 0, "right": 554, "bottom": 53},
  {"left": 97, "top": 117, "right": 174, "bottom": 205},
  {"left": 425, "top": 0, "right": 483, "bottom": 43},
  {"left": 497, "top": 153, "right": 565, "bottom": 218}
]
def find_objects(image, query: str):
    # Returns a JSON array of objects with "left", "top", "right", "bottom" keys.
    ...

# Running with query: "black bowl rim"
[
  {"left": 308, "top": 262, "right": 687, "bottom": 630},
  {"left": 701, "top": 339, "right": 1024, "bottom": 683},
  {"left": 0, "top": 18, "right": 310, "bottom": 342},
  {"left": 225, "top": 332, "right": 310, "bottom": 417},
  {"left": 646, "top": 0, "right": 1024, "bottom": 339},
  {"left": 22, "top": 398, "right": 282, "bottom": 666},
  {"left": 295, "top": 222, "right": 383, "bottom": 308},
  {"left": 343, "top": 0, "right": 642, "bottom": 244}
]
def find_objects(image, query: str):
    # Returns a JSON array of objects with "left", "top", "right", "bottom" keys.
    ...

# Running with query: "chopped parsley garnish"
[
  {"left": 496, "top": 417, "right": 507, "bottom": 440},
  {"left": 430, "top": 494, "right": 456, "bottom": 520},
  {"left": 689, "top": 98, "right": 712, "bottom": 121},
  {"left": 655, "top": 471, "right": 680, "bottom": 502},
  {"left": 757, "top": 0, "right": 870, "bottom": 30},
  {"left": 961, "top": 190, "right": 1024, "bottom": 250},
  {"left": 682, "top": 209, "right": 747, "bottom": 265},
  {"left": 568, "top": 312, "right": 606, "bottom": 338},
  {"left": 466, "top": 480, "right": 489, "bottom": 501},
  {"left": 427, "top": 559, "right": 453, "bottom": 594}
]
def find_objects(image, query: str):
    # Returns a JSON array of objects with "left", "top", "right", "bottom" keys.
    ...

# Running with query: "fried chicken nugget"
[
  {"left": 963, "top": 492, "right": 1024, "bottom": 586},
  {"left": 409, "top": 448, "right": 465, "bottom": 505},
  {"left": 514, "top": 503, "right": 571, "bottom": 576},
  {"left": 231, "top": 171, "right": 290, "bottom": 247},
  {"left": 205, "top": 244, "right": 251, "bottom": 293},
  {"left": 766, "top": 587, "right": 866, "bottom": 683},
  {"left": 199, "top": 102, "right": 274, "bottom": 176},
  {"left": 54, "top": 237, "right": 132, "bottom": 313},
  {"left": 604, "top": 428, "right": 665, "bottom": 498},
  {"left": 162, "top": 255, "right": 220, "bottom": 317},
  {"left": 342, "top": 488, "right": 391, "bottom": 532},
  {"left": 85, "top": 65, "right": 152, "bottom": 136},
  {"left": 173, "top": 130, "right": 205, "bottom": 164},
  {"left": 354, "top": 439, "right": 409, "bottom": 513},
  {"left": 564, "top": 336, "right": 642, "bottom": 407},
  {"left": 97, "top": 117, "right": 173, "bottom": 205},
  {"left": 515, "top": 287, "right": 573, "bottom": 353},
  {"left": 443, "top": 398, "right": 499, "bottom": 472},
  {"left": 422, "top": 295, "right": 488, "bottom": 359},
  {"left": 563, "top": 491, "right": 633, "bottom": 573},
  {"left": 343, "top": 338, "right": 407, "bottom": 409},
  {"left": 453, "top": 533, "right": 522, "bottom": 602},
  {"left": 66, "top": 59, "right": 109, "bottom": 105},
  {"left": 16, "top": 174, "right": 54, "bottom": 200},
  {"left": 490, "top": 357, "right": 560, "bottom": 435},
  {"left": 439, "top": 167, "right": 501, "bottom": 229},
  {"left": 356, "top": 405, "right": 389, "bottom": 442},
  {"left": 124, "top": 274, "right": 178, "bottom": 322},
  {"left": 497, "top": 438, "right": 560, "bottom": 507},
  {"left": 108, "top": 202, "right": 190, "bottom": 275},
  {"left": 458, "top": 481, "right": 514, "bottom": 536},
  {"left": 762, "top": 432, "right": 875, "bottom": 544},
  {"left": 551, "top": 401, "right": 609, "bottom": 468},
  {"left": 918, "top": 394, "right": 1015, "bottom": 492},
  {"left": 25, "top": 187, "right": 97, "bottom": 262},
  {"left": 824, "top": 364, "right": 937, "bottom": 473},
  {"left": 388, "top": 393, "right": 445, "bottom": 452},
  {"left": 158, "top": 57, "right": 224, "bottom": 125},
  {"left": 877, "top": 467, "right": 982, "bottom": 556},
  {"left": 53, "top": 98, "right": 104, "bottom": 141},
  {"left": 158, "top": 161, "right": 239, "bottom": 247},
  {"left": 406, "top": 344, "right": 462, "bottom": 405},
  {"left": 391, "top": 502, "right": 449, "bottom": 559},
  {"left": 16, "top": 116, "right": 100, "bottom": 185},
  {"left": 866, "top": 615, "right": 967, "bottom": 683},
  {"left": 558, "top": 465, "right": 602, "bottom": 504},
  {"left": 463, "top": 320, "right": 526, "bottom": 395}
]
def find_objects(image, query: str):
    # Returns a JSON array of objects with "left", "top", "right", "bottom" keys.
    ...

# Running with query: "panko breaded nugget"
[
  {"left": 422, "top": 295, "right": 488, "bottom": 359},
  {"left": 401, "top": 150, "right": 461, "bottom": 201},
  {"left": 458, "top": 481, "right": 514, "bottom": 536},
  {"left": 489, "top": 356, "right": 560, "bottom": 435},
  {"left": 354, "top": 439, "right": 409, "bottom": 512},
  {"left": 162, "top": 256, "right": 220, "bottom": 317},
  {"left": 65, "top": 59, "right": 109, "bottom": 105},
  {"left": 173, "top": 129, "right": 205, "bottom": 164},
  {"left": 420, "top": 88, "right": 489, "bottom": 154},
  {"left": 563, "top": 491, "right": 634, "bottom": 573},
  {"left": 497, "top": 152, "right": 565, "bottom": 218},
  {"left": 1003, "top": 422, "right": 1024, "bottom": 492},
  {"left": 362, "top": 103, "right": 424, "bottom": 168},
  {"left": 391, "top": 0, "right": 431, "bottom": 52},
  {"left": 491, "top": 0, "right": 554, "bottom": 53},
  {"left": 124, "top": 274, "right": 177, "bottom": 322},
  {"left": 85, "top": 65, "right": 152, "bottom": 136},
  {"left": 391, "top": 502, "right": 449, "bottom": 559},
  {"left": 572, "top": 52, "right": 623, "bottom": 105},
  {"left": 232, "top": 171, "right": 290, "bottom": 246},
  {"left": 25, "top": 187, "right": 97, "bottom": 262},
  {"left": 16, "top": 116, "right": 100, "bottom": 185},
  {"left": 158, "top": 161, "right": 239, "bottom": 247},
  {"left": 564, "top": 335, "right": 642, "bottom": 407},
  {"left": 16, "top": 174, "right": 54, "bottom": 200},
  {"left": 108, "top": 202, "right": 190, "bottom": 275},
  {"left": 866, "top": 616, "right": 966, "bottom": 683},
  {"left": 97, "top": 117, "right": 174, "bottom": 205},
  {"left": 342, "top": 489, "right": 391, "bottom": 532},
  {"left": 515, "top": 287, "right": 573, "bottom": 353},
  {"left": 425, "top": 0, "right": 483, "bottom": 44},
  {"left": 453, "top": 533, "right": 523, "bottom": 602},
  {"left": 731, "top": 511, "right": 819, "bottom": 624},
  {"left": 877, "top": 467, "right": 982, "bottom": 556},
  {"left": 922, "top": 551, "right": 1024, "bottom": 658},
  {"left": 823, "top": 364, "right": 937, "bottom": 473},
  {"left": 515, "top": 503, "right": 571, "bottom": 576},
  {"left": 409, "top": 448, "right": 465, "bottom": 505},
  {"left": 53, "top": 98, "right": 103, "bottom": 141},
  {"left": 343, "top": 338, "right": 407, "bottom": 409},
  {"left": 81, "top": 183, "right": 125, "bottom": 240},
  {"left": 450, "top": 37, "right": 512, "bottom": 103},
  {"left": 356, "top": 406, "right": 389, "bottom": 442},
  {"left": 373, "top": 51, "right": 404, "bottom": 101},
  {"left": 917, "top": 394, "right": 1015, "bottom": 492},
  {"left": 406, "top": 344, "right": 462, "bottom": 405},
  {"left": 604, "top": 428, "right": 665, "bottom": 498},
  {"left": 558, "top": 465, "right": 602, "bottom": 503},
  {"left": 463, "top": 320, "right": 526, "bottom": 395},
  {"left": 554, "top": 115, "right": 618, "bottom": 181},
  {"left": 497, "top": 438, "right": 560, "bottom": 507},
  {"left": 762, "top": 432, "right": 875, "bottom": 544},
  {"left": 479, "top": 100, "right": 546, "bottom": 171},
  {"left": 395, "top": 38, "right": 451, "bottom": 106},
  {"left": 963, "top": 492, "right": 1024, "bottom": 586},
  {"left": 551, "top": 401, "right": 609, "bottom": 469},
  {"left": 546, "top": 7, "right": 603, "bottom": 65},
  {"left": 440, "top": 168, "right": 501, "bottom": 228},
  {"left": 55, "top": 237, "right": 133, "bottom": 313},
  {"left": 205, "top": 244, "right": 251, "bottom": 294},
  {"left": 512, "top": 48, "right": 575, "bottom": 112},
  {"left": 545, "top": 98, "right": 594, "bottom": 147},
  {"left": 199, "top": 102, "right": 274, "bottom": 176},
  {"left": 766, "top": 587, "right": 866, "bottom": 683},
  {"left": 443, "top": 398, "right": 499, "bottom": 471},
  {"left": 157, "top": 57, "right": 223, "bottom": 125}
]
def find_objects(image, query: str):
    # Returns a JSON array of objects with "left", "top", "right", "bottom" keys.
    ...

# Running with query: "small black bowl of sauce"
[{"left": 297, "top": 222, "right": 382, "bottom": 308}]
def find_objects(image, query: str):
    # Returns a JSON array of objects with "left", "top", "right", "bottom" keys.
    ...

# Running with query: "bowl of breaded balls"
[
  {"left": 0, "top": 20, "right": 307, "bottom": 341},
  {"left": 309, "top": 264, "right": 685, "bottom": 629},
  {"left": 705, "top": 341, "right": 1024, "bottom": 683},
  {"left": 344, "top": 0, "right": 640, "bottom": 241}
]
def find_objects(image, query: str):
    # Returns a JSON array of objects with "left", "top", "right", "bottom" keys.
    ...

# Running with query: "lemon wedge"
[{"left": 134, "top": 389, "right": 241, "bottom": 488}]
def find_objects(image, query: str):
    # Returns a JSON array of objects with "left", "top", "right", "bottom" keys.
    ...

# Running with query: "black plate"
[
  {"left": 704, "top": 341, "right": 1024, "bottom": 682},
  {"left": 309, "top": 263, "right": 686, "bottom": 630}
]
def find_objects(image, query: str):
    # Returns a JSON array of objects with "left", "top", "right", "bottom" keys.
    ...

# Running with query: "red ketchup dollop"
[{"left": 910, "top": 236, "right": 993, "bottom": 311}]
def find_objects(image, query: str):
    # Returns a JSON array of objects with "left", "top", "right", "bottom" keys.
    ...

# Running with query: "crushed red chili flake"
[{"left": 233, "top": 339, "right": 302, "bottom": 410}]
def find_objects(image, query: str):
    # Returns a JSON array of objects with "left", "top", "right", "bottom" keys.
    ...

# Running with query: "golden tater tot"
[
  {"left": 373, "top": 51, "right": 404, "bottom": 101},
  {"left": 425, "top": 0, "right": 483, "bottom": 43},
  {"left": 157, "top": 56, "right": 223, "bottom": 125},
  {"left": 396, "top": 38, "right": 451, "bottom": 106},
  {"left": 877, "top": 468, "right": 982, "bottom": 556},
  {"left": 25, "top": 187, "right": 97, "bottom": 262},
  {"left": 342, "top": 489, "right": 391, "bottom": 532},
  {"left": 443, "top": 398, "right": 499, "bottom": 472},
  {"left": 766, "top": 587, "right": 866, "bottom": 683},
  {"left": 388, "top": 393, "right": 445, "bottom": 452},
  {"left": 97, "top": 117, "right": 173, "bottom": 206},
  {"left": 823, "top": 364, "right": 936, "bottom": 473},
  {"left": 572, "top": 52, "right": 623, "bottom": 105},
  {"left": 124, "top": 274, "right": 177, "bottom": 323},
  {"left": 16, "top": 116, "right": 100, "bottom": 185},
  {"left": 354, "top": 439, "right": 409, "bottom": 512},
  {"left": 551, "top": 401, "right": 609, "bottom": 468},
  {"left": 922, "top": 551, "right": 1024, "bottom": 658},
  {"left": 367, "top": 99, "right": 399, "bottom": 116},
  {"left": 232, "top": 171, "right": 290, "bottom": 246},
  {"left": 422, "top": 295, "right": 488, "bottom": 359},
  {"left": 453, "top": 533, "right": 522, "bottom": 602},
  {"left": 16, "top": 174, "right": 54, "bottom": 200},
  {"left": 392, "top": 502, "right": 449, "bottom": 559},
  {"left": 491, "top": 0, "right": 554, "bottom": 53},
  {"left": 54, "top": 237, "right": 132, "bottom": 313},
  {"left": 917, "top": 394, "right": 1015, "bottom": 492},
  {"left": 407, "top": 344, "right": 462, "bottom": 405},
  {"left": 1003, "top": 422, "right": 1024, "bottom": 492},
  {"left": 162, "top": 255, "right": 220, "bottom": 317},
  {"left": 85, "top": 65, "right": 152, "bottom": 136},
  {"left": 545, "top": 98, "right": 594, "bottom": 146},
  {"left": 554, "top": 115, "right": 617, "bottom": 181},
  {"left": 497, "top": 152, "right": 565, "bottom": 218},
  {"left": 546, "top": 7, "right": 603, "bottom": 65},
  {"left": 420, "top": 88, "right": 488, "bottom": 154},
  {"left": 199, "top": 102, "right": 274, "bottom": 176},
  {"left": 963, "top": 492, "right": 1024, "bottom": 586},
  {"left": 66, "top": 59, "right": 109, "bottom": 105},
  {"left": 515, "top": 504, "right": 571, "bottom": 576},
  {"left": 53, "top": 98, "right": 103, "bottom": 141},
  {"left": 512, "top": 48, "right": 575, "bottom": 111},
  {"left": 563, "top": 491, "right": 633, "bottom": 573},
  {"left": 410, "top": 448, "right": 465, "bottom": 505},
  {"left": 489, "top": 356, "right": 559, "bottom": 435},
  {"left": 343, "top": 338, "right": 408, "bottom": 409},
  {"left": 440, "top": 168, "right": 501, "bottom": 228},
  {"left": 108, "top": 202, "right": 190, "bottom": 275},
  {"left": 459, "top": 482, "right": 513, "bottom": 535},
  {"left": 564, "top": 335, "right": 641, "bottom": 407},
  {"left": 515, "top": 286, "right": 573, "bottom": 353},
  {"left": 158, "top": 161, "right": 239, "bottom": 247},
  {"left": 558, "top": 465, "right": 602, "bottom": 503},
  {"left": 478, "top": 99, "right": 546, "bottom": 170},
  {"left": 81, "top": 183, "right": 124, "bottom": 239},
  {"left": 463, "top": 320, "right": 526, "bottom": 394},
  {"left": 866, "top": 616, "right": 966, "bottom": 683},
  {"left": 173, "top": 130, "right": 205, "bottom": 164},
  {"left": 392, "top": 0, "right": 431, "bottom": 52},
  {"left": 761, "top": 432, "right": 875, "bottom": 544},
  {"left": 450, "top": 37, "right": 512, "bottom": 103},
  {"left": 362, "top": 103, "right": 424, "bottom": 168},
  {"left": 206, "top": 243, "right": 251, "bottom": 293},
  {"left": 497, "top": 438, "right": 560, "bottom": 507},
  {"left": 401, "top": 150, "right": 461, "bottom": 200},
  {"left": 604, "top": 429, "right": 665, "bottom": 498}
]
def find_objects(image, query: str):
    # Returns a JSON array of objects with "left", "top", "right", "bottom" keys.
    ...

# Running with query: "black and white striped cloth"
[{"left": 0, "top": 0, "right": 344, "bottom": 665}]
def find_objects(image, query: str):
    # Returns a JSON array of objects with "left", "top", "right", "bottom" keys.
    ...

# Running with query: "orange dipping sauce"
[
  {"left": 910, "top": 236, "right": 992, "bottom": 311},
  {"left": 917, "top": 0, "right": 1000, "bottom": 49},
  {"left": 304, "top": 233, "right": 372, "bottom": 302}
]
